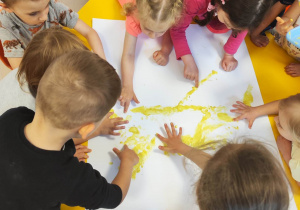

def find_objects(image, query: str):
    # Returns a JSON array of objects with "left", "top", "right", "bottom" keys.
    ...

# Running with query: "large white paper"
[{"left": 91, "top": 19, "right": 297, "bottom": 209}]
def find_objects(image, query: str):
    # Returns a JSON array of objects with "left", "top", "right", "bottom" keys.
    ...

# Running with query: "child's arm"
[
  {"left": 276, "top": 0, "right": 300, "bottom": 35},
  {"left": 156, "top": 123, "right": 211, "bottom": 169},
  {"left": 73, "top": 144, "right": 92, "bottom": 162},
  {"left": 181, "top": 54, "right": 199, "bottom": 87},
  {"left": 73, "top": 112, "right": 129, "bottom": 145},
  {"left": 7, "top": 57, "right": 22, "bottom": 69},
  {"left": 250, "top": 1, "right": 287, "bottom": 47},
  {"left": 74, "top": 19, "right": 106, "bottom": 59},
  {"left": 153, "top": 30, "right": 173, "bottom": 66},
  {"left": 112, "top": 144, "right": 139, "bottom": 202},
  {"left": 119, "top": 32, "right": 139, "bottom": 113},
  {"left": 230, "top": 100, "right": 280, "bottom": 128}
]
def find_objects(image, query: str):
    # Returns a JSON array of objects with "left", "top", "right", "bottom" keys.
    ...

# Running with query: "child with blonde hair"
[
  {"left": 0, "top": 0, "right": 105, "bottom": 69},
  {"left": 118, "top": 0, "right": 183, "bottom": 113},
  {"left": 0, "top": 50, "right": 139, "bottom": 209},
  {"left": 164, "top": 0, "right": 273, "bottom": 87},
  {"left": 231, "top": 94, "right": 300, "bottom": 186},
  {"left": 0, "top": 28, "right": 128, "bottom": 162},
  {"left": 157, "top": 123, "right": 290, "bottom": 209}
]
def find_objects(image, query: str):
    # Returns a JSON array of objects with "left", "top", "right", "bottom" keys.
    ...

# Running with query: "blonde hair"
[
  {"left": 17, "top": 27, "right": 89, "bottom": 98},
  {"left": 36, "top": 50, "right": 121, "bottom": 129},
  {"left": 197, "top": 141, "right": 290, "bottom": 210},
  {"left": 122, "top": 0, "right": 184, "bottom": 29}
]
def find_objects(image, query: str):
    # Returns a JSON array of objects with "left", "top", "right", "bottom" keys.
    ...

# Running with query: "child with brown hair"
[
  {"left": 0, "top": 50, "right": 139, "bottom": 209},
  {"left": 0, "top": 27, "right": 128, "bottom": 161},
  {"left": 231, "top": 94, "right": 300, "bottom": 186},
  {"left": 0, "top": 0, "right": 105, "bottom": 69},
  {"left": 118, "top": 0, "right": 184, "bottom": 113},
  {"left": 156, "top": 123, "right": 290, "bottom": 209}
]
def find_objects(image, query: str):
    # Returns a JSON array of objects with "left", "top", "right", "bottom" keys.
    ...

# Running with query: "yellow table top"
[{"left": 62, "top": 0, "right": 300, "bottom": 209}]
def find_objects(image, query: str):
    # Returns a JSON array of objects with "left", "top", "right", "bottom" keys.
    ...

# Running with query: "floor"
[{"left": 0, "top": 0, "right": 89, "bottom": 80}]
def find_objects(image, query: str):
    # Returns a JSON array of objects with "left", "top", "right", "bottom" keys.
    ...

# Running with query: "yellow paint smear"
[
  {"left": 217, "top": 113, "right": 233, "bottom": 122},
  {"left": 125, "top": 115, "right": 132, "bottom": 121},
  {"left": 109, "top": 162, "right": 113, "bottom": 165},
  {"left": 243, "top": 85, "right": 253, "bottom": 106},
  {"left": 123, "top": 126, "right": 156, "bottom": 179},
  {"left": 178, "top": 70, "right": 218, "bottom": 106}
]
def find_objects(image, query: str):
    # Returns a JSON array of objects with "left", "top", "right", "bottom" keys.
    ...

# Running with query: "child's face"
[
  {"left": 140, "top": 20, "right": 168, "bottom": 39},
  {"left": 274, "top": 110, "right": 294, "bottom": 141},
  {"left": 8, "top": 0, "right": 50, "bottom": 26}
]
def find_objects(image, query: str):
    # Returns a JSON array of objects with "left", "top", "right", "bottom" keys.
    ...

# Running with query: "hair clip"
[
  {"left": 207, "top": 2, "right": 215, "bottom": 12},
  {"left": 221, "top": 0, "right": 225, "bottom": 5}
]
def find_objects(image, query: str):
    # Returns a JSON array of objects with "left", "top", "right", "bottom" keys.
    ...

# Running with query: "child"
[
  {"left": 0, "top": 28, "right": 128, "bottom": 162},
  {"left": 0, "top": 0, "right": 105, "bottom": 69},
  {"left": 164, "top": 0, "right": 273, "bottom": 87},
  {"left": 250, "top": 0, "right": 294, "bottom": 47},
  {"left": 0, "top": 50, "right": 139, "bottom": 209},
  {"left": 156, "top": 123, "right": 290, "bottom": 209},
  {"left": 231, "top": 94, "right": 300, "bottom": 186},
  {"left": 118, "top": 0, "right": 183, "bottom": 113},
  {"left": 274, "top": 0, "right": 300, "bottom": 77}
]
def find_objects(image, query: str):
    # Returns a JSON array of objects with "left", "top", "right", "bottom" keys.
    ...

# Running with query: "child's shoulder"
[{"left": 0, "top": 107, "right": 34, "bottom": 122}]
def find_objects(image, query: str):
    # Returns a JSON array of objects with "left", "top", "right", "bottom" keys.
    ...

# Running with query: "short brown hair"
[
  {"left": 17, "top": 27, "right": 89, "bottom": 97},
  {"left": 279, "top": 94, "right": 300, "bottom": 143},
  {"left": 1, "top": 0, "right": 39, "bottom": 7},
  {"left": 36, "top": 50, "right": 121, "bottom": 129},
  {"left": 197, "top": 141, "right": 289, "bottom": 210}
]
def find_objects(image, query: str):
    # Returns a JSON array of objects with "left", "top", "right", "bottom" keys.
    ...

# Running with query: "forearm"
[
  {"left": 253, "top": 100, "right": 280, "bottom": 117},
  {"left": 282, "top": 0, "right": 300, "bottom": 23},
  {"left": 251, "top": 2, "right": 286, "bottom": 36},
  {"left": 184, "top": 148, "right": 212, "bottom": 169},
  {"left": 161, "top": 30, "right": 173, "bottom": 55},
  {"left": 181, "top": 54, "right": 195, "bottom": 65},
  {"left": 7, "top": 57, "right": 22, "bottom": 69},
  {"left": 121, "top": 54, "right": 135, "bottom": 88},
  {"left": 112, "top": 161, "right": 134, "bottom": 202},
  {"left": 86, "top": 29, "right": 106, "bottom": 60}
]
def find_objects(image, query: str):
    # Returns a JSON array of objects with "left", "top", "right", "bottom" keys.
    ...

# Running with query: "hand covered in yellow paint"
[
  {"left": 74, "top": 145, "right": 92, "bottom": 162},
  {"left": 113, "top": 145, "right": 139, "bottom": 166},
  {"left": 153, "top": 50, "right": 169, "bottom": 66},
  {"left": 230, "top": 101, "right": 258, "bottom": 128},
  {"left": 221, "top": 53, "right": 238, "bottom": 72},
  {"left": 276, "top": 17, "right": 294, "bottom": 36},
  {"left": 119, "top": 86, "right": 140, "bottom": 113},
  {"left": 97, "top": 112, "right": 129, "bottom": 136},
  {"left": 156, "top": 123, "right": 191, "bottom": 155}
]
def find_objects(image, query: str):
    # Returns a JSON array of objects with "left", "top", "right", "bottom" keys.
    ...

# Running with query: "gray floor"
[{"left": 0, "top": 0, "right": 89, "bottom": 80}]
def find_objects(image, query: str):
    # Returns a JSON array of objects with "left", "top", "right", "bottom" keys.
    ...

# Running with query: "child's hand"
[
  {"left": 276, "top": 16, "right": 294, "bottom": 36},
  {"left": 119, "top": 87, "right": 140, "bottom": 113},
  {"left": 221, "top": 53, "right": 238, "bottom": 72},
  {"left": 181, "top": 54, "right": 199, "bottom": 87},
  {"left": 230, "top": 101, "right": 258, "bottom": 128},
  {"left": 74, "top": 145, "right": 92, "bottom": 162},
  {"left": 97, "top": 112, "right": 129, "bottom": 136},
  {"left": 153, "top": 50, "right": 169, "bottom": 66},
  {"left": 156, "top": 123, "right": 191, "bottom": 154},
  {"left": 113, "top": 145, "right": 139, "bottom": 166}
]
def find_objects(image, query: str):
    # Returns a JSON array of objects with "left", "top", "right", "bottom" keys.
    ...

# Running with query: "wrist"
[{"left": 178, "top": 143, "right": 192, "bottom": 155}]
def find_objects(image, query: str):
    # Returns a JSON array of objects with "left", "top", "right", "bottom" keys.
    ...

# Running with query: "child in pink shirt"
[
  {"left": 167, "top": 0, "right": 273, "bottom": 86},
  {"left": 118, "top": 0, "right": 184, "bottom": 113}
]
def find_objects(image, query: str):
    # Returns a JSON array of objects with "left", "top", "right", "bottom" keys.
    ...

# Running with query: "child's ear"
[
  {"left": 0, "top": 3, "right": 13, "bottom": 13},
  {"left": 78, "top": 123, "right": 95, "bottom": 139}
]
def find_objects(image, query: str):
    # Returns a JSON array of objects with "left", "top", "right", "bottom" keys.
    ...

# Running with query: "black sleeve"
[
  {"left": 279, "top": 0, "right": 294, "bottom": 5},
  {"left": 62, "top": 161, "right": 122, "bottom": 209}
]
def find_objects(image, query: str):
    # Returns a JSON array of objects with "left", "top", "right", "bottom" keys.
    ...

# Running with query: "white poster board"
[{"left": 90, "top": 19, "right": 297, "bottom": 209}]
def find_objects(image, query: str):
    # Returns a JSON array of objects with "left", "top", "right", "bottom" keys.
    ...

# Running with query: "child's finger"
[
  {"left": 170, "top": 122, "right": 176, "bottom": 135},
  {"left": 249, "top": 119, "right": 254, "bottom": 129},
  {"left": 178, "top": 127, "right": 182, "bottom": 136},
  {"left": 111, "top": 131, "right": 121, "bottom": 136},
  {"left": 133, "top": 94, "right": 140, "bottom": 104},
  {"left": 195, "top": 74, "right": 199, "bottom": 87},
  {"left": 156, "top": 133, "right": 167, "bottom": 142},
  {"left": 113, "top": 147, "right": 121, "bottom": 155},
  {"left": 164, "top": 123, "right": 172, "bottom": 136},
  {"left": 222, "top": 62, "right": 227, "bottom": 71},
  {"left": 107, "top": 112, "right": 114, "bottom": 118},
  {"left": 233, "top": 115, "right": 245, "bottom": 121},
  {"left": 275, "top": 16, "right": 285, "bottom": 24},
  {"left": 158, "top": 145, "right": 169, "bottom": 151},
  {"left": 114, "top": 125, "right": 126, "bottom": 130},
  {"left": 236, "top": 101, "right": 247, "bottom": 107},
  {"left": 124, "top": 102, "right": 129, "bottom": 113},
  {"left": 153, "top": 51, "right": 158, "bottom": 59},
  {"left": 114, "top": 119, "right": 129, "bottom": 126}
]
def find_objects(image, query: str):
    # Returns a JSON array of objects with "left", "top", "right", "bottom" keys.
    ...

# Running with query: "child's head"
[
  {"left": 123, "top": 0, "right": 183, "bottom": 38},
  {"left": 36, "top": 50, "right": 121, "bottom": 131},
  {"left": 2, "top": 0, "right": 50, "bottom": 26},
  {"left": 17, "top": 27, "right": 88, "bottom": 97},
  {"left": 197, "top": 141, "right": 289, "bottom": 210},
  {"left": 196, "top": 0, "right": 273, "bottom": 32},
  {"left": 278, "top": 94, "right": 300, "bottom": 142}
]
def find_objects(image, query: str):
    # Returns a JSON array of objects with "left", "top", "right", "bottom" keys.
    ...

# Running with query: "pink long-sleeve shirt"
[{"left": 171, "top": 0, "right": 248, "bottom": 59}]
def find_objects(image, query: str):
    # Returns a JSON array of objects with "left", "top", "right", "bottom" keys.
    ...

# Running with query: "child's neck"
[{"left": 24, "top": 110, "right": 76, "bottom": 151}]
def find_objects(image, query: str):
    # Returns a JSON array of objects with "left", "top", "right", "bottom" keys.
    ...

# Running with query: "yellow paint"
[
  {"left": 295, "top": 42, "right": 299, "bottom": 45},
  {"left": 109, "top": 162, "right": 113, "bottom": 165},
  {"left": 125, "top": 115, "right": 132, "bottom": 121},
  {"left": 122, "top": 127, "right": 156, "bottom": 179},
  {"left": 217, "top": 113, "right": 233, "bottom": 122},
  {"left": 109, "top": 109, "right": 118, "bottom": 118},
  {"left": 178, "top": 70, "right": 218, "bottom": 105},
  {"left": 243, "top": 85, "right": 253, "bottom": 106}
]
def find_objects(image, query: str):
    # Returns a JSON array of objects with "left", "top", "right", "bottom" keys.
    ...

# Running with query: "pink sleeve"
[
  {"left": 125, "top": 16, "right": 142, "bottom": 37},
  {"left": 170, "top": 15, "right": 194, "bottom": 60},
  {"left": 223, "top": 30, "right": 248, "bottom": 55}
]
